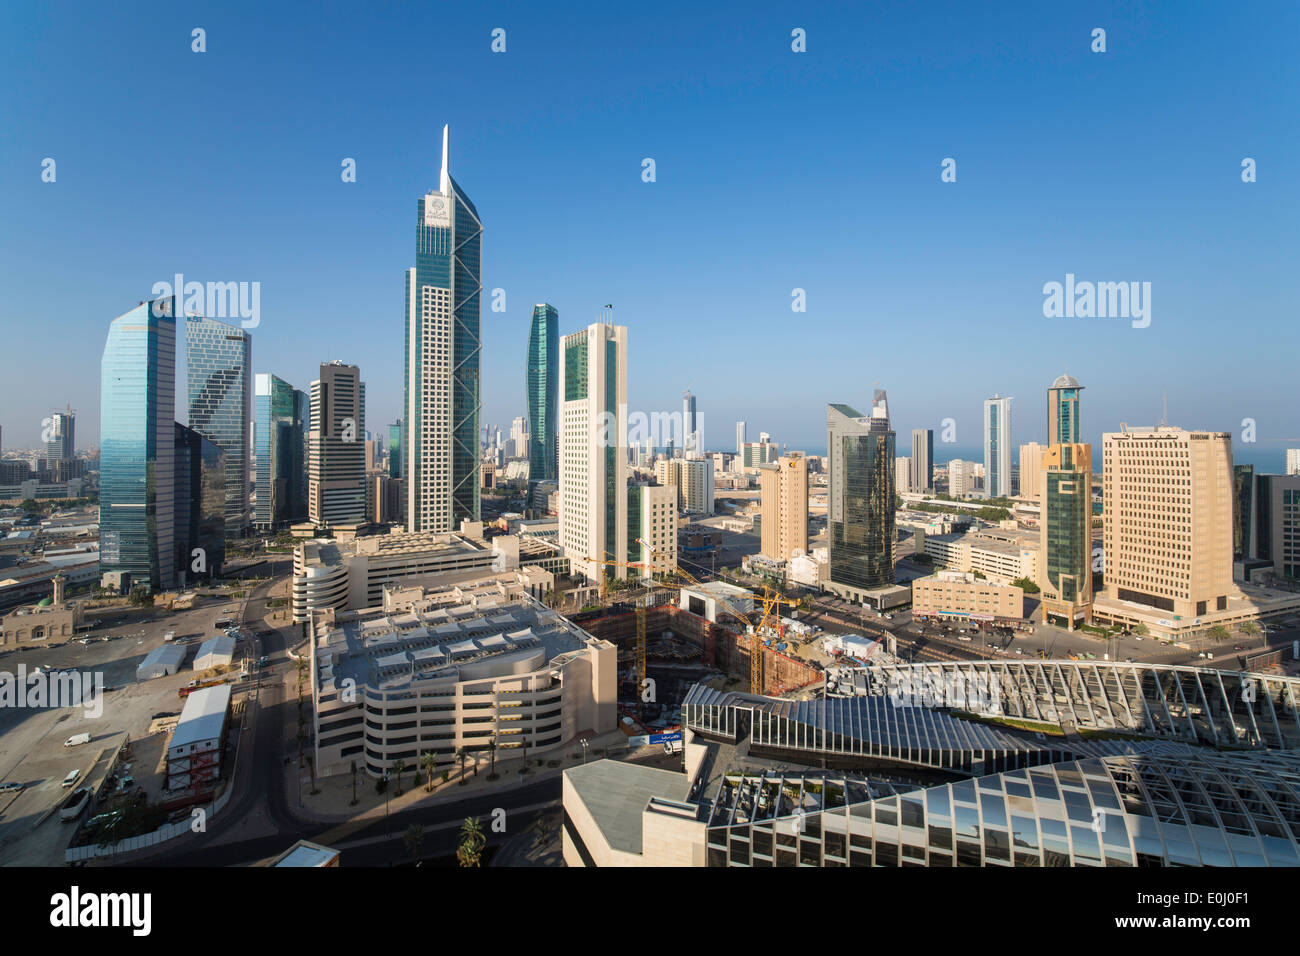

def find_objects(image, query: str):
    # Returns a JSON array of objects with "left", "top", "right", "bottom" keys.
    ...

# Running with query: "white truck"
[{"left": 63, "top": 733, "right": 91, "bottom": 747}]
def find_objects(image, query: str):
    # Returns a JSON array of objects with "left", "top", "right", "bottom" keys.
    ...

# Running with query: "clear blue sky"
[{"left": 2, "top": 0, "right": 1296, "bottom": 465}]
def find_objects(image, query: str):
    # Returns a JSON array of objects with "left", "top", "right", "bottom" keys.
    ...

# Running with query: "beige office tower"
[
  {"left": 1102, "top": 427, "right": 1234, "bottom": 620},
  {"left": 308, "top": 362, "right": 366, "bottom": 528},
  {"left": 558, "top": 322, "right": 628, "bottom": 583},
  {"left": 1039, "top": 443, "right": 1093, "bottom": 629},
  {"left": 1019, "top": 442, "right": 1044, "bottom": 501},
  {"left": 758, "top": 453, "right": 809, "bottom": 562}
]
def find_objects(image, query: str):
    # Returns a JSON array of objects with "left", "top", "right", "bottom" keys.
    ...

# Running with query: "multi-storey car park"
[
  {"left": 561, "top": 658, "right": 1300, "bottom": 867},
  {"left": 309, "top": 577, "right": 616, "bottom": 779}
]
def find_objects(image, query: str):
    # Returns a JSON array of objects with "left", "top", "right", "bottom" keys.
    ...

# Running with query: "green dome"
[{"left": 36, "top": 596, "right": 53, "bottom": 607}]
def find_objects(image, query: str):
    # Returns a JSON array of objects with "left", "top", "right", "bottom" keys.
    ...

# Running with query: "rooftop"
[
  {"left": 169, "top": 683, "right": 232, "bottom": 751},
  {"left": 565, "top": 759, "right": 692, "bottom": 855}
]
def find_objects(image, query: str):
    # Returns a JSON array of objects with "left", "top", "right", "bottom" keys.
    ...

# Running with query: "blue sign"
[{"left": 649, "top": 732, "right": 683, "bottom": 745}]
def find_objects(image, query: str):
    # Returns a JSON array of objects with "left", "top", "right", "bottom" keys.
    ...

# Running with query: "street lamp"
[
  {"left": 384, "top": 771, "right": 391, "bottom": 839},
  {"left": 580, "top": 739, "right": 589, "bottom": 765}
]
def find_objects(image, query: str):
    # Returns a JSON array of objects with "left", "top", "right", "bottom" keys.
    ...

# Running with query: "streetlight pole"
[{"left": 581, "top": 738, "right": 589, "bottom": 765}]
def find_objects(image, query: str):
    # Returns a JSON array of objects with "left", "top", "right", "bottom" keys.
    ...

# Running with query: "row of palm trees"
[
  {"left": 386, "top": 735, "right": 510, "bottom": 797},
  {"left": 401, "top": 817, "right": 486, "bottom": 867}
]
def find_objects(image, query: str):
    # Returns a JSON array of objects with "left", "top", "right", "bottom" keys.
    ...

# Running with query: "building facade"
[
  {"left": 100, "top": 297, "right": 177, "bottom": 592},
  {"left": 758, "top": 453, "right": 808, "bottom": 562},
  {"left": 1047, "top": 374, "right": 1083, "bottom": 444},
  {"left": 558, "top": 322, "right": 628, "bottom": 583},
  {"left": 983, "top": 394, "right": 1012, "bottom": 498},
  {"left": 404, "top": 125, "right": 482, "bottom": 533},
  {"left": 174, "top": 422, "right": 226, "bottom": 585},
  {"left": 912, "top": 570, "right": 1024, "bottom": 622},
  {"left": 1018, "top": 442, "right": 1043, "bottom": 502},
  {"left": 1040, "top": 442, "right": 1092, "bottom": 629},
  {"left": 253, "top": 373, "right": 307, "bottom": 530},
  {"left": 628, "top": 483, "right": 677, "bottom": 576},
  {"left": 827, "top": 395, "right": 896, "bottom": 599},
  {"left": 527, "top": 303, "right": 559, "bottom": 483},
  {"left": 910, "top": 428, "right": 933, "bottom": 493},
  {"left": 308, "top": 362, "right": 367, "bottom": 528},
  {"left": 185, "top": 314, "right": 252, "bottom": 538}
]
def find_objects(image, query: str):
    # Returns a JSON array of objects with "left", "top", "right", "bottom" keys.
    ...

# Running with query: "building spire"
[{"left": 439, "top": 124, "right": 450, "bottom": 194}]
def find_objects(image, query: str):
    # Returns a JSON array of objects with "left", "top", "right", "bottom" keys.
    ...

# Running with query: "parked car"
[
  {"left": 0, "top": 782, "right": 22, "bottom": 792},
  {"left": 151, "top": 711, "right": 177, "bottom": 720}
]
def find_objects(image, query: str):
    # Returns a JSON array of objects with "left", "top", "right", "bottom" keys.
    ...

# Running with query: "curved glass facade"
[
  {"left": 99, "top": 297, "right": 176, "bottom": 591},
  {"left": 827, "top": 400, "right": 896, "bottom": 591},
  {"left": 186, "top": 314, "right": 251, "bottom": 537},
  {"left": 526, "top": 303, "right": 558, "bottom": 483}
]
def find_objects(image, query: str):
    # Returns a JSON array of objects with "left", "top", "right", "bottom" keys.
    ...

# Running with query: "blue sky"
[{"left": 1, "top": 0, "right": 1296, "bottom": 465}]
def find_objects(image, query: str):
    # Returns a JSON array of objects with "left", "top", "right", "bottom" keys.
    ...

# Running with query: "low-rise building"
[
  {"left": 166, "top": 683, "right": 232, "bottom": 792},
  {"left": 678, "top": 581, "right": 755, "bottom": 623},
  {"left": 309, "top": 578, "right": 617, "bottom": 779},
  {"left": 911, "top": 570, "right": 1024, "bottom": 623},
  {"left": 137, "top": 643, "right": 187, "bottom": 680},
  {"left": 193, "top": 634, "right": 236, "bottom": 671}
]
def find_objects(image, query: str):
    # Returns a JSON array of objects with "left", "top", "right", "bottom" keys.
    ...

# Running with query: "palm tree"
[
  {"left": 349, "top": 760, "right": 359, "bottom": 806},
  {"left": 457, "top": 816, "right": 485, "bottom": 867},
  {"left": 420, "top": 751, "right": 437, "bottom": 792},
  {"left": 403, "top": 824, "right": 425, "bottom": 865},
  {"left": 392, "top": 758, "right": 407, "bottom": 796},
  {"left": 456, "top": 746, "right": 468, "bottom": 784},
  {"left": 487, "top": 734, "right": 498, "bottom": 780}
]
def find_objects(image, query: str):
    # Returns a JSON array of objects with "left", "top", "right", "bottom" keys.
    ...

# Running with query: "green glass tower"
[
  {"left": 404, "top": 125, "right": 481, "bottom": 532},
  {"left": 527, "top": 303, "right": 558, "bottom": 483},
  {"left": 827, "top": 392, "right": 896, "bottom": 596},
  {"left": 1048, "top": 374, "right": 1083, "bottom": 444}
]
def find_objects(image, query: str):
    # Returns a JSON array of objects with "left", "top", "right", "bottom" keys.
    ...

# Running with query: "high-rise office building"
[
  {"left": 628, "top": 483, "right": 677, "bottom": 577},
  {"left": 735, "top": 421, "right": 746, "bottom": 456},
  {"left": 683, "top": 389, "right": 699, "bottom": 457},
  {"left": 308, "top": 362, "right": 367, "bottom": 527},
  {"left": 758, "top": 452, "right": 808, "bottom": 562},
  {"left": 983, "top": 395, "right": 1012, "bottom": 498},
  {"left": 910, "top": 428, "right": 933, "bottom": 493},
  {"left": 526, "top": 303, "right": 559, "bottom": 484},
  {"left": 1040, "top": 443, "right": 1093, "bottom": 629},
  {"left": 253, "top": 373, "right": 307, "bottom": 530},
  {"left": 1048, "top": 374, "right": 1083, "bottom": 445},
  {"left": 948, "top": 459, "right": 971, "bottom": 496},
  {"left": 186, "top": 314, "right": 252, "bottom": 537},
  {"left": 404, "top": 125, "right": 482, "bottom": 532},
  {"left": 827, "top": 393, "right": 896, "bottom": 599},
  {"left": 1102, "top": 426, "right": 1234, "bottom": 621},
  {"left": 1018, "top": 442, "right": 1044, "bottom": 501},
  {"left": 509, "top": 415, "right": 528, "bottom": 460},
  {"left": 895, "top": 456, "right": 912, "bottom": 497},
  {"left": 100, "top": 297, "right": 177, "bottom": 592},
  {"left": 388, "top": 421, "right": 403, "bottom": 479},
  {"left": 174, "top": 422, "right": 226, "bottom": 584},
  {"left": 45, "top": 408, "right": 75, "bottom": 464},
  {"left": 742, "top": 440, "right": 779, "bottom": 469},
  {"left": 1244, "top": 473, "right": 1300, "bottom": 581},
  {"left": 558, "top": 322, "right": 627, "bottom": 583},
  {"left": 1286, "top": 449, "right": 1300, "bottom": 476}
]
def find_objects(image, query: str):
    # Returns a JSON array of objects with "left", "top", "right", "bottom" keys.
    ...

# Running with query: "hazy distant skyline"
[{"left": 2, "top": 2, "right": 1296, "bottom": 453}]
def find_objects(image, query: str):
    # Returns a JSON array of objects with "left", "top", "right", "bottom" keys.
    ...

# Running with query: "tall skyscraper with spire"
[
  {"left": 826, "top": 390, "right": 896, "bottom": 599},
  {"left": 526, "top": 303, "right": 558, "bottom": 483},
  {"left": 404, "top": 125, "right": 482, "bottom": 532}
]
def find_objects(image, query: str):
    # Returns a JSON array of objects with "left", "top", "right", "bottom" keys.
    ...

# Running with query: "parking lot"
[{"left": 0, "top": 593, "right": 257, "bottom": 865}]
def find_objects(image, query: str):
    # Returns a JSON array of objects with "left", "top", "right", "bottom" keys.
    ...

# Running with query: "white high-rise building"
[
  {"left": 983, "top": 395, "right": 1013, "bottom": 498},
  {"left": 1287, "top": 448, "right": 1300, "bottom": 476},
  {"left": 683, "top": 390, "right": 700, "bottom": 458},
  {"left": 895, "top": 456, "right": 912, "bottom": 496},
  {"left": 949, "top": 459, "right": 971, "bottom": 496},
  {"left": 510, "top": 416, "right": 527, "bottom": 459},
  {"left": 736, "top": 421, "right": 746, "bottom": 455},
  {"left": 558, "top": 322, "right": 628, "bottom": 583}
]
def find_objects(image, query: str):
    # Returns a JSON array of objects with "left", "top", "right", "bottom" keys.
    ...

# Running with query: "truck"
[
  {"left": 178, "top": 677, "right": 227, "bottom": 698},
  {"left": 63, "top": 733, "right": 91, "bottom": 747}
]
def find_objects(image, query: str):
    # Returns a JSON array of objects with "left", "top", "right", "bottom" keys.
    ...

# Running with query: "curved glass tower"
[
  {"left": 405, "top": 125, "right": 481, "bottom": 532},
  {"left": 99, "top": 297, "right": 177, "bottom": 591},
  {"left": 827, "top": 392, "right": 896, "bottom": 595},
  {"left": 186, "top": 314, "right": 251, "bottom": 537},
  {"left": 526, "top": 303, "right": 558, "bottom": 483}
]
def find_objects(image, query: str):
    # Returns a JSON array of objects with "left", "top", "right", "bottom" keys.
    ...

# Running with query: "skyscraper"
[
  {"left": 558, "top": 322, "right": 628, "bottom": 583},
  {"left": 827, "top": 393, "right": 896, "bottom": 600},
  {"left": 309, "top": 362, "right": 367, "bottom": 527},
  {"left": 175, "top": 422, "right": 226, "bottom": 584},
  {"left": 910, "top": 428, "right": 933, "bottom": 493},
  {"left": 683, "top": 389, "right": 699, "bottom": 457},
  {"left": 527, "top": 303, "right": 559, "bottom": 483},
  {"left": 253, "top": 373, "right": 307, "bottom": 530},
  {"left": 1040, "top": 442, "right": 1093, "bottom": 629},
  {"left": 758, "top": 452, "right": 808, "bottom": 562},
  {"left": 735, "top": 421, "right": 746, "bottom": 456},
  {"left": 1047, "top": 374, "right": 1083, "bottom": 445},
  {"left": 45, "top": 408, "right": 75, "bottom": 464},
  {"left": 1018, "top": 442, "right": 1044, "bottom": 501},
  {"left": 388, "top": 421, "right": 403, "bottom": 479},
  {"left": 186, "top": 314, "right": 252, "bottom": 537},
  {"left": 100, "top": 297, "right": 176, "bottom": 592},
  {"left": 405, "top": 125, "right": 482, "bottom": 532},
  {"left": 1101, "top": 426, "right": 1234, "bottom": 624},
  {"left": 983, "top": 394, "right": 1013, "bottom": 498}
]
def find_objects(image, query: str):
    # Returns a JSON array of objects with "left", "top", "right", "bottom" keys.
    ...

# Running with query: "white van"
[
  {"left": 64, "top": 733, "right": 91, "bottom": 747},
  {"left": 61, "top": 769, "right": 81, "bottom": 788},
  {"left": 164, "top": 631, "right": 177, "bottom": 642}
]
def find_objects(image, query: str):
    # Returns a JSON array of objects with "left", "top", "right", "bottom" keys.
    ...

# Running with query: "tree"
[
  {"left": 404, "top": 824, "right": 425, "bottom": 865},
  {"left": 457, "top": 816, "right": 486, "bottom": 867},
  {"left": 349, "top": 760, "right": 359, "bottom": 806},
  {"left": 1240, "top": 620, "right": 1261, "bottom": 638},
  {"left": 487, "top": 734, "right": 498, "bottom": 781},
  {"left": 1011, "top": 577, "right": 1040, "bottom": 594},
  {"left": 420, "top": 751, "right": 437, "bottom": 792},
  {"left": 1134, "top": 622, "right": 1149, "bottom": 637},
  {"left": 392, "top": 758, "right": 406, "bottom": 796},
  {"left": 456, "top": 746, "right": 468, "bottom": 785},
  {"left": 1207, "top": 624, "right": 1231, "bottom": 643}
]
